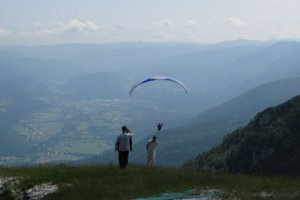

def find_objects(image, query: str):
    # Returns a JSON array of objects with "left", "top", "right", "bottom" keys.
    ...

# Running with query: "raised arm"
[{"left": 126, "top": 128, "right": 135, "bottom": 136}]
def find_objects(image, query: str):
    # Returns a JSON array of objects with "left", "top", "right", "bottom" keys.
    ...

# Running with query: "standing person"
[
  {"left": 146, "top": 135, "right": 158, "bottom": 166},
  {"left": 115, "top": 126, "right": 135, "bottom": 169}
]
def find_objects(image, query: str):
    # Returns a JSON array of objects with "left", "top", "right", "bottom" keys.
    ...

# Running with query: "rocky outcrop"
[
  {"left": 0, "top": 177, "right": 58, "bottom": 200},
  {"left": 25, "top": 183, "right": 58, "bottom": 200}
]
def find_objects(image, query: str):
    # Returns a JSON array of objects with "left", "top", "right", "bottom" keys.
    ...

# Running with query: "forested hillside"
[{"left": 183, "top": 95, "right": 300, "bottom": 175}]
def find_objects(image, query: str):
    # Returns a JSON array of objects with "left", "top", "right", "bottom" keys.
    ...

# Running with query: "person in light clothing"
[
  {"left": 146, "top": 135, "right": 158, "bottom": 166},
  {"left": 115, "top": 126, "right": 135, "bottom": 169}
]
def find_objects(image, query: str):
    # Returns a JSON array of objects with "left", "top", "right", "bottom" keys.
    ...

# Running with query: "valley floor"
[{"left": 0, "top": 164, "right": 299, "bottom": 200}]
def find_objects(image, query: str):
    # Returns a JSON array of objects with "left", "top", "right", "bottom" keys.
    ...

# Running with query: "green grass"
[{"left": 0, "top": 164, "right": 300, "bottom": 200}]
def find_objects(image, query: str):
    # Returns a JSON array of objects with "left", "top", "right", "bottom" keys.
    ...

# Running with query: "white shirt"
[
  {"left": 116, "top": 133, "right": 134, "bottom": 151},
  {"left": 147, "top": 140, "right": 158, "bottom": 155}
]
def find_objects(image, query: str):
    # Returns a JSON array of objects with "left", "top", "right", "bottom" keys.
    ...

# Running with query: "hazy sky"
[{"left": 1, "top": 0, "right": 300, "bottom": 45}]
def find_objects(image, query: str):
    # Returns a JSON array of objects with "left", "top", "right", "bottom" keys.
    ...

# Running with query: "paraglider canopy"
[{"left": 129, "top": 76, "right": 188, "bottom": 95}]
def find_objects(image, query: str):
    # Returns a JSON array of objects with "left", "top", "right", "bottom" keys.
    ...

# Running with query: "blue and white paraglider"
[
  {"left": 129, "top": 76, "right": 188, "bottom": 131},
  {"left": 129, "top": 76, "right": 188, "bottom": 96}
]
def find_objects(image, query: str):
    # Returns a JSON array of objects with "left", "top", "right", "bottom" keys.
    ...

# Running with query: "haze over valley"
[{"left": 0, "top": 41, "right": 299, "bottom": 166}]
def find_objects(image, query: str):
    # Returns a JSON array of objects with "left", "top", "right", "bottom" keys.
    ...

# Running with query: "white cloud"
[
  {"left": 67, "top": 20, "right": 99, "bottom": 32},
  {"left": 152, "top": 19, "right": 174, "bottom": 28},
  {"left": 153, "top": 30, "right": 177, "bottom": 41},
  {"left": 225, "top": 17, "right": 246, "bottom": 27},
  {"left": 34, "top": 19, "right": 100, "bottom": 36},
  {"left": 0, "top": 28, "right": 12, "bottom": 36},
  {"left": 269, "top": 30, "right": 282, "bottom": 38},
  {"left": 185, "top": 20, "right": 198, "bottom": 28},
  {"left": 269, "top": 29, "right": 300, "bottom": 39},
  {"left": 203, "top": 19, "right": 212, "bottom": 25}
]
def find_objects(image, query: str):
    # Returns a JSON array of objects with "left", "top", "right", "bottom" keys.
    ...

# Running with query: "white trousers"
[{"left": 147, "top": 152, "right": 155, "bottom": 166}]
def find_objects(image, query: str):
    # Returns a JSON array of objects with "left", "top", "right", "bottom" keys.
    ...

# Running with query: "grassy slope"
[{"left": 1, "top": 165, "right": 300, "bottom": 200}]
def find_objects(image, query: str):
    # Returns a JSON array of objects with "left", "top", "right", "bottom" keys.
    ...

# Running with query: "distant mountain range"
[
  {"left": 183, "top": 95, "right": 300, "bottom": 175},
  {"left": 61, "top": 41, "right": 300, "bottom": 116}
]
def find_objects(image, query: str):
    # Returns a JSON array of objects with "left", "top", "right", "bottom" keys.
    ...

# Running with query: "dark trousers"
[{"left": 118, "top": 151, "right": 129, "bottom": 168}]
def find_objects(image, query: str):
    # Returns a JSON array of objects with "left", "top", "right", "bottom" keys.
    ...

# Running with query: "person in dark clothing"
[
  {"left": 115, "top": 126, "right": 135, "bottom": 169},
  {"left": 157, "top": 123, "right": 163, "bottom": 131}
]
